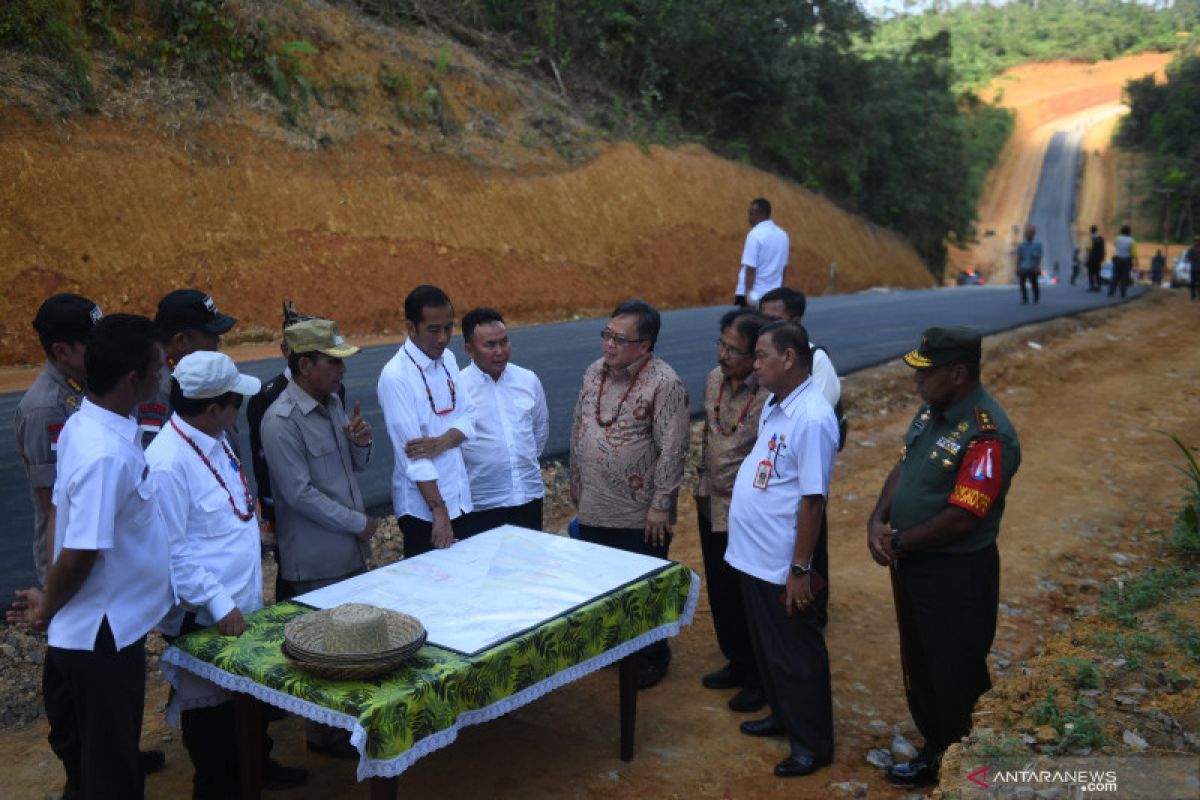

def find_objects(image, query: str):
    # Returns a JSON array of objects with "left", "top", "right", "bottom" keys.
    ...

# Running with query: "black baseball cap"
[
  {"left": 155, "top": 289, "right": 236, "bottom": 335},
  {"left": 33, "top": 294, "right": 103, "bottom": 343},
  {"left": 904, "top": 326, "right": 982, "bottom": 369}
]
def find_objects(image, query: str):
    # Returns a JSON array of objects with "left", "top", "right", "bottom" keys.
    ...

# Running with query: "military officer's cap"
[
  {"left": 284, "top": 318, "right": 360, "bottom": 358},
  {"left": 33, "top": 293, "right": 103, "bottom": 344},
  {"left": 903, "top": 325, "right": 982, "bottom": 369}
]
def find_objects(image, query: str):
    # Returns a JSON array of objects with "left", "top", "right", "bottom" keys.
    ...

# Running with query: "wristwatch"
[{"left": 789, "top": 560, "right": 812, "bottom": 578}]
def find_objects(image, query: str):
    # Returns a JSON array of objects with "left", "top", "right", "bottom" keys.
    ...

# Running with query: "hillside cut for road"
[{"left": 0, "top": 3, "right": 928, "bottom": 366}]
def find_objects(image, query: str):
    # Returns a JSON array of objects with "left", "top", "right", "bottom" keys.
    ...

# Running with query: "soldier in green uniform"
[
  {"left": 866, "top": 326, "right": 1021, "bottom": 788},
  {"left": 15, "top": 294, "right": 101, "bottom": 585}
]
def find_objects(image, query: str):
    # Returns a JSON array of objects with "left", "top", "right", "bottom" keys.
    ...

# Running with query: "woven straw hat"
[{"left": 284, "top": 604, "right": 425, "bottom": 671}]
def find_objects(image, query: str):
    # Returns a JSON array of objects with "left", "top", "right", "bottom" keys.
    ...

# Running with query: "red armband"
[{"left": 949, "top": 438, "right": 1003, "bottom": 517}]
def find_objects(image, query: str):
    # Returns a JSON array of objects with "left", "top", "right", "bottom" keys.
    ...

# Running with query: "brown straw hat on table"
[{"left": 283, "top": 604, "right": 426, "bottom": 680}]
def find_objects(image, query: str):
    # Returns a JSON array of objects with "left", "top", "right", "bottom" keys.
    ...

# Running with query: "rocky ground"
[{"left": 2, "top": 288, "right": 1199, "bottom": 799}]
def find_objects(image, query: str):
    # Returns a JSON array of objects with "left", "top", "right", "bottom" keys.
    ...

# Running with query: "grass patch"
[{"left": 1099, "top": 566, "right": 1197, "bottom": 627}]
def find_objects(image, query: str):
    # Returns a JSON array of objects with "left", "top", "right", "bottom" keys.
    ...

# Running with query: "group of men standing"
[{"left": 10, "top": 193, "right": 1023, "bottom": 795}]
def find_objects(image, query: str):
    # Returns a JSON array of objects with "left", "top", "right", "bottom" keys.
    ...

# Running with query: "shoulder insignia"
[{"left": 975, "top": 408, "right": 997, "bottom": 433}]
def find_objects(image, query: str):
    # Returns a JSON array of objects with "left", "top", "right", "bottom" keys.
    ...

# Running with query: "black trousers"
[
  {"left": 168, "top": 613, "right": 274, "bottom": 799},
  {"left": 399, "top": 511, "right": 485, "bottom": 559},
  {"left": 1109, "top": 256, "right": 1132, "bottom": 297},
  {"left": 696, "top": 504, "right": 757, "bottom": 685},
  {"left": 455, "top": 498, "right": 544, "bottom": 537},
  {"left": 894, "top": 543, "right": 999, "bottom": 756},
  {"left": 738, "top": 571, "right": 833, "bottom": 759},
  {"left": 1017, "top": 269, "right": 1040, "bottom": 303},
  {"left": 45, "top": 617, "right": 146, "bottom": 800},
  {"left": 1191, "top": 272, "right": 1200, "bottom": 300},
  {"left": 578, "top": 524, "right": 671, "bottom": 670},
  {"left": 1087, "top": 263, "right": 1101, "bottom": 289}
]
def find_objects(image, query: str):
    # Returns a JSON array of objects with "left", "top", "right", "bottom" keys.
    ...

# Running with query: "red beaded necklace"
[
  {"left": 595, "top": 358, "right": 651, "bottom": 428},
  {"left": 169, "top": 419, "right": 255, "bottom": 522},
  {"left": 712, "top": 379, "right": 758, "bottom": 437},
  {"left": 404, "top": 348, "right": 456, "bottom": 416}
]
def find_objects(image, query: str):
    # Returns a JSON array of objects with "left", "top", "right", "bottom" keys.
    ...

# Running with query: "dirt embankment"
[
  {"left": 950, "top": 53, "right": 1173, "bottom": 281},
  {"left": 0, "top": 3, "right": 928, "bottom": 367}
]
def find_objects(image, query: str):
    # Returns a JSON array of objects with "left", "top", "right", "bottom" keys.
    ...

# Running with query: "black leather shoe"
[
  {"left": 637, "top": 663, "right": 668, "bottom": 690},
  {"left": 773, "top": 752, "right": 831, "bottom": 778},
  {"left": 141, "top": 749, "right": 166, "bottom": 776},
  {"left": 262, "top": 759, "right": 308, "bottom": 790},
  {"left": 886, "top": 755, "right": 940, "bottom": 788},
  {"left": 727, "top": 686, "right": 765, "bottom": 713},
  {"left": 739, "top": 716, "right": 784, "bottom": 737},
  {"left": 701, "top": 664, "right": 742, "bottom": 690},
  {"left": 306, "top": 739, "right": 359, "bottom": 760}
]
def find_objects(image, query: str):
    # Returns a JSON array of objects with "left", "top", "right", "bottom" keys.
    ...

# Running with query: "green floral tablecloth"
[{"left": 161, "top": 562, "right": 698, "bottom": 779}]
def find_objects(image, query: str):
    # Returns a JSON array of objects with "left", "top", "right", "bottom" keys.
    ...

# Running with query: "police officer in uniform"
[
  {"left": 867, "top": 327, "right": 1021, "bottom": 788},
  {"left": 15, "top": 295, "right": 102, "bottom": 586},
  {"left": 138, "top": 289, "right": 237, "bottom": 448}
]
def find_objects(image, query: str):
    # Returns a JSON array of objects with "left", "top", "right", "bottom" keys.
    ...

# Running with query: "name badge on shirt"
[{"left": 753, "top": 459, "right": 772, "bottom": 489}]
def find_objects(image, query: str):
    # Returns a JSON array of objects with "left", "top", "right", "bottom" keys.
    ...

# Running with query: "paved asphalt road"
[
  {"left": 1027, "top": 128, "right": 1085, "bottom": 276},
  {"left": 0, "top": 284, "right": 1143, "bottom": 599}
]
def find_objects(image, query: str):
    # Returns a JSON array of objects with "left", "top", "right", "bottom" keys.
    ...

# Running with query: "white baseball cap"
[{"left": 174, "top": 351, "right": 261, "bottom": 399}]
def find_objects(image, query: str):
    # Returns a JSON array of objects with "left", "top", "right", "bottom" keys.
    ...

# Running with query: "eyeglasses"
[
  {"left": 716, "top": 339, "right": 751, "bottom": 357},
  {"left": 600, "top": 330, "right": 647, "bottom": 346}
]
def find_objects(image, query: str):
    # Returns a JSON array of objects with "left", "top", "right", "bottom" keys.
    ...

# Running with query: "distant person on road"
[
  {"left": 734, "top": 198, "right": 789, "bottom": 307},
  {"left": 1150, "top": 249, "right": 1166, "bottom": 287},
  {"left": 1086, "top": 225, "right": 1105, "bottom": 292},
  {"left": 15, "top": 294, "right": 101, "bottom": 586},
  {"left": 867, "top": 327, "right": 1021, "bottom": 790},
  {"left": 570, "top": 299, "right": 690, "bottom": 690},
  {"left": 695, "top": 309, "right": 770, "bottom": 714},
  {"left": 456, "top": 307, "right": 550, "bottom": 536},
  {"left": 758, "top": 287, "right": 843, "bottom": 629},
  {"left": 1070, "top": 248, "right": 1081, "bottom": 286},
  {"left": 1188, "top": 237, "right": 1200, "bottom": 301},
  {"left": 1109, "top": 225, "right": 1136, "bottom": 298},
  {"left": 725, "top": 320, "right": 839, "bottom": 779},
  {"left": 378, "top": 285, "right": 477, "bottom": 557},
  {"left": 1015, "top": 224, "right": 1042, "bottom": 305}
]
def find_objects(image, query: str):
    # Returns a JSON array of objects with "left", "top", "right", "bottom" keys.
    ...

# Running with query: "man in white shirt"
[
  {"left": 8, "top": 314, "right": 173, "bottom": 799},
  {"left": 456, "top": 307, "right": 549, "bottom": 535},
  {"left": 378, "top": 285, "right": 477, "bottom": 556},
  {"left": 726, "top": 321, "right": 839, "bottom": 779},
  {"left": 759, "top": 287, "right": 843, "bottom": 628},
  {"left": 147, "top": 351, "right": 307, "bottom": 798},
  {"left": 735, "top": 198, "right": 789, "bottom": 307}
]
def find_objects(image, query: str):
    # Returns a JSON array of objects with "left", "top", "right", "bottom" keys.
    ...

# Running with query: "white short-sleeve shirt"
[
  {"left": 146, "top": 414, "right": 264, "bottom": 634},
  {"left": 377, "top": 339, "right": 477, "bottom": 521},
  {"left": 47, "top": 399, "right": 174, "bottom": 651},
  {"left": 459, "top": 362, "right": 549, "bottom": 511},
  {"left": 725, "top": 379, "right": 839, "bottom": 585},
  {"left": 736, "top": 219, "right": 790, "bottom": 303}
]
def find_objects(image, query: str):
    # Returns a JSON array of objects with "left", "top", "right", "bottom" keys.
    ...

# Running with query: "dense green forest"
[
  {"left": 1119, "top": 53, "right": 1200, "bottom": 242},
  {"left": 0, "top": 1, "right": 1188, "bottom": 275},
  {"left": 866, "top": 0, "right": 1199, "bottom": 91}
]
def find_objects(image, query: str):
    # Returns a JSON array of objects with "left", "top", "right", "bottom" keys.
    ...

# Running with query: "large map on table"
[{"left": 294, "top": 526, "right": 670, "bottom": 655}]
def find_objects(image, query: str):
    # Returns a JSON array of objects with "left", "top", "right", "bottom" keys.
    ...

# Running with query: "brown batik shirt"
[
  {"left": 570, "top": 354, "right": 690, "bottom": 529},
  {"left": 695, "top": 366, "right": 767, "bottom": 532}
]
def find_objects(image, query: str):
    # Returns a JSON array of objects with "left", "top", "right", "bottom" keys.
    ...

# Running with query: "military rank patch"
[{"left": 975, "top": 408, "right": 997, "bottom": 433}]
